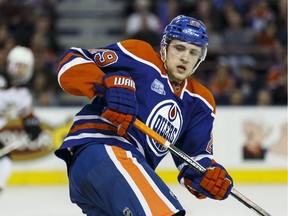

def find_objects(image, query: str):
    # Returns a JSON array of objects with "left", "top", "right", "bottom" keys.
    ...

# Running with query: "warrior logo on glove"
[
  {"left": 111, "top": 77, "right": 136, "bottom": 90},
  {"left": 95, "top": 71, "right": 138, "bottom": 136}
]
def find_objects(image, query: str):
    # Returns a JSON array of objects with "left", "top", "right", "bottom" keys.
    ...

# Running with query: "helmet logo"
[
  {"left": 183, "top": 29, "right": 199, "bottom": 37},
  {"left": 190, "top": 20, "right": 201, "bottom": 27}
]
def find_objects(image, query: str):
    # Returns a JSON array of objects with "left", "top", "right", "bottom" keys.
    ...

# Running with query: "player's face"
[
  {"left": 166, "top": 39, "right": 201, "bottom": 83},
  {"left": 8, "top": 63, "right": 29, "bottom": 84}
]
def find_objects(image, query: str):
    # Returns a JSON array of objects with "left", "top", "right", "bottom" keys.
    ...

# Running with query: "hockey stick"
[
  {"left": 133, "top": 118, "right": 271, "bottom": 216},
  {"left": 0, "top": 139, "right": 23, "bottom": 158}
]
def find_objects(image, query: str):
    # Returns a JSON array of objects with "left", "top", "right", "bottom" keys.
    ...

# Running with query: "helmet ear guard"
[
  {"left": 160, "top": 36, "right": 169, "bottom": 64},
  {"left": 160, "top": 15, "right": 208, "bottom": 74}
]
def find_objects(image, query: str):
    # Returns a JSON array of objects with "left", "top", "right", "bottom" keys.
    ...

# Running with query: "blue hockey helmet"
[
  {"left": 162, "top": 15, "right": 208, "bottom": 47},
  {"left": 160, "top": 15, "right": 209, "bottom": 73}
]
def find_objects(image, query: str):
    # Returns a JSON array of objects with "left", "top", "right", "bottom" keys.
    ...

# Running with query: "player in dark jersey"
[{"left": 55, "top": 15, "right": 233, "bottom": 215}]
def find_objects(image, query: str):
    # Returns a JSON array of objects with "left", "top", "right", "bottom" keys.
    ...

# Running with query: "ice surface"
[{"left": 0, "top": 184, "right": 286, "bottom": 216}]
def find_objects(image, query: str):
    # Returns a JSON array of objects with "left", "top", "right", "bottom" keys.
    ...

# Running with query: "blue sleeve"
[{"left": 173, "top": 101, "right": 214, "bottom": 169}]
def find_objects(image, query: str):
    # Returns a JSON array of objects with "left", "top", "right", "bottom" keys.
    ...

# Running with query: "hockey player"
[
  {"left": 55, "top": 15, "right": 233, "bottom": 215},
  {"left": 0, "top": 46, "right": 42, "bottom": 192}
]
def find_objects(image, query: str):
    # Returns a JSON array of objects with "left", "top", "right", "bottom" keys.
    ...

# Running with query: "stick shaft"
[
  {"left": 0, "top": 140, "right": 23, "bottom": 157},
  {"left": 133, "top": 119, "right": 271, "bottom": 216}
]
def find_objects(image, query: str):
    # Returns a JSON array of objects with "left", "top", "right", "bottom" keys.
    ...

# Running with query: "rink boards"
[{"left": 3, "top": 106, "right": 287, "bottom": 185}]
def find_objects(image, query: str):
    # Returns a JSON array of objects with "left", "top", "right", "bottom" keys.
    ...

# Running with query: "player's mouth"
[{"left": 176, "top": 65, "right": 186, "bottom": 74}]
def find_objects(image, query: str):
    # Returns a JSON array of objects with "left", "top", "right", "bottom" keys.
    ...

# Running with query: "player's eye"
[
  {"left": 175, "top": 45, "right": 185, "bottom": 52},
  {"left": 170, "top": 44, "right": 185, "bottom": 51},
  {"left": 190, "top": 50, "right": 200, "bottom": 56}
]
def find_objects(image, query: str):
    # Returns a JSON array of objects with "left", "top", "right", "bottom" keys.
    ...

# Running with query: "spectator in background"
[
  {"left": 235, "top": 60, "right": 262, "bottom": 105},
  {"left": 256, "top": 21, "right": 278, "bottom": 49},
  {"left": 256, "top": 89, "right": 273, "bottom": 106},
  {"left": 125, "top": 0, "right": 161, "bottom": 50},
  {"left": 0, "top": 22, "right": 12, "bottom": 73},
  {"left": 208, "top": 57, "right": 235, "bottom": 105},
  {"left": 126, "top": 0, "right": 161, "bottom": 35},
  {"left": 274, "top": 0, "right": 287, "bottom": 46},
  {"left": 223, "top": 10, "right": 255, "bottom": 48},
  {"left": 29, "top": 11, "right": 60, "bottom": 106},
  {"left": 41, "top": 0, "right": 61, "bottom": 53},
  {"left": 188, "top": 0, "right": 222, "bottom": 32},
  {"left": 228, "top": 88, "right": 245, "bottom": 106},
  {"left": 212, "top": 0, "right": 254, "bottom": 14},
  {"left": 266, "top": 60, "right": 287, "bottom": 105},
  {"left": 254, "top": 20, "right": 283, "bottom": 63},
  {"left": 247, "top": 0, "right": 286, "bottom": 64},
  {"left": 246, "top": 0, "right": 275, "bottom": 34},
  {"left": 5, "top": 4, "right": 35, "bottom": 47},
  {"left": 0, "top": 21, "right": 9, "bottom": 48},
  {"left": 157, "top": 0, "right": 180, "bottom": 29},
  {"left": 221, "top": 10, "right": 259, "bottom": 79},
  {"left": 0, "top": 21, "right": 16, "bottom": 62}
]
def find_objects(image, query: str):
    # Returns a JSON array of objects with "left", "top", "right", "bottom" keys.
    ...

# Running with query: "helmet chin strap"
[
  {"left": 189, "top": 59, "right": 202, "bottom": 76},
  {"left": 190, "top": 46, "right": 207, "bottom": 76}
]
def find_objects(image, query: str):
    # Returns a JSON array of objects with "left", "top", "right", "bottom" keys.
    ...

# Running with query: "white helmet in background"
[{"left": 7, "top": 46, "right": 35, "bottom": 85}]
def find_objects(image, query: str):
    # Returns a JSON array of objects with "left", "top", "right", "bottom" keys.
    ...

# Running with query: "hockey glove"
[
  {"left": 178, "top": 158, "right": 233, "bottom": 200},
  {"left": 95, "top": 71, "right": 137, "bottom": 136},
  {"left": 22, "top": 115, "right": 42, "bottom": 141}
]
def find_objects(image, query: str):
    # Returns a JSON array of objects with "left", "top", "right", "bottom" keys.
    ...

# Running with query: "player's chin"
[
  {"left": 173, "top": 73, "right": 187, "bottom": 83},
  {"left": 168, "top": 70, "right": 187, "bottom": 83}
]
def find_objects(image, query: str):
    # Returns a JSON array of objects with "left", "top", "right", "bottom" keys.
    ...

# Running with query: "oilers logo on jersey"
[{"left": 146, "top": 100, "right": 182, "bottom": 156}]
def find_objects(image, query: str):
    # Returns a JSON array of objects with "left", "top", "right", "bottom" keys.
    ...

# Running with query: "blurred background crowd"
[{"left": 0, "top": 0, "right": 287, "bottom": 106}]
